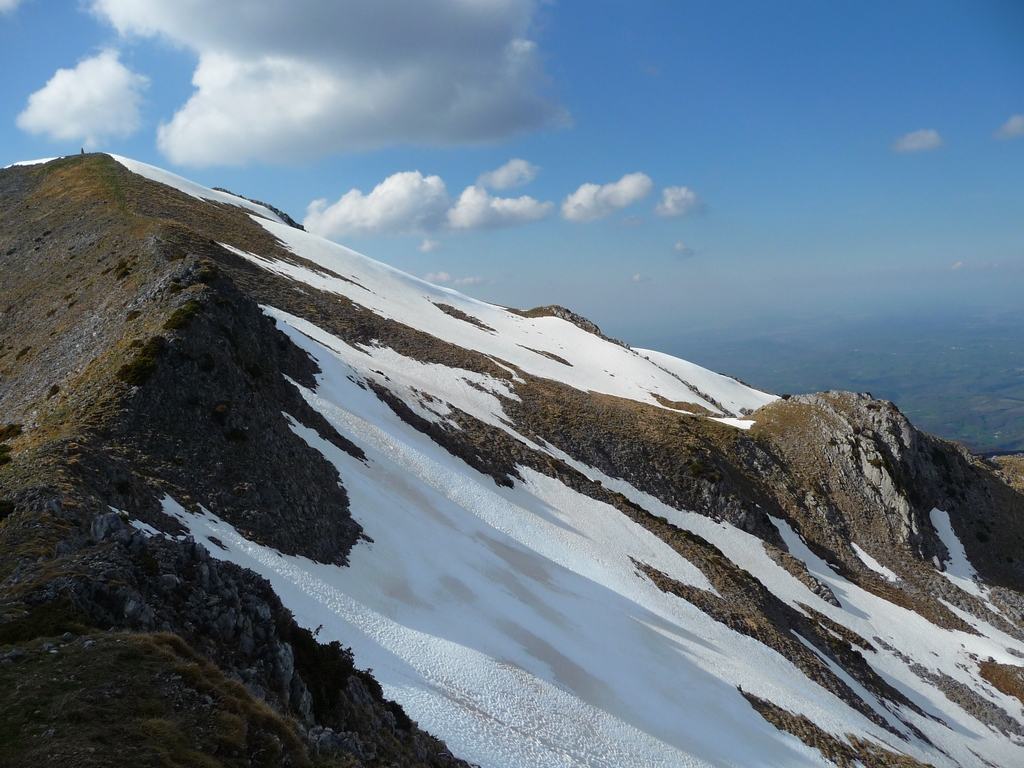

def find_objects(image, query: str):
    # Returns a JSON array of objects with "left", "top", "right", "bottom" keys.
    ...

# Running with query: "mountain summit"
[{"left": 2, "top": 154, "right": 1024, "bottom": 767}]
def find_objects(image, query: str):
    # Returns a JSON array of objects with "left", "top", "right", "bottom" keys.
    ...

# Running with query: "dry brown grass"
[
  {"left": 979, "top": 659, "right": 1024, "bottom": 706},
  {"left": 0, "top": 632, "right": 309, "bottom": 768},
  {"left": 741, "top": 691, "right": 933, "bottom": 768}
]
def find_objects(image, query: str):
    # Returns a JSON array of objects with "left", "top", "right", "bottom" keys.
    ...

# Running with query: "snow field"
[
  {"left": 526, "top": 446, "right": 1024, "bottom": 765},
  {"left": 220, "top": 217, "right": 776, "bottom": 422},
  {"left": 160, "top": 315, "right": 843, "bottom": 768}
]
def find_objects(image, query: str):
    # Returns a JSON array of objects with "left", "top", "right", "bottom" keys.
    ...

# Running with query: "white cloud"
[
  {"left": 674, "top": 241, "right": 696, "bottom": 258},
  {"left": 304, "top": 171, "right": 450, "bottom": 238},
  {"left": 951, "top": 261, "right": 963, "bottom": 270},
  {"left": 454, "top": 276, "right": 483, "bottom": 286},
  {"left": 632, "top": 273, "right": 642, "bottom": 282},
  {"left": 656, "top": 186, "right": 700, "bottom": 218},
  {"left": 424, "top": 271, "right": 451, "bottom": 283},
  {"left": 90, "top": 0, "right": 566, "bottom": 166},
  {"left": 16, "top": 49, "right": 148, "bottom": 147},
  {"left": 0, "top": 0, "right": 24, "bottom": 13},
  {"left": 995, "top": 115, "right": 1024, "bottom": 140},
  {"left": 477, "top": 158, "right": 539, "bottom": 189},
  {"left": 561, "top": 173, "right": 653, "bottom": 222},
  {"left": 892, "top": 129, "right": 943, "bottom": 153},
  {"left": 306, "top": 168, "right": 552, "bottom": 238},
  {"left": 446, "top": 185, "right": 552, "bottom": 229}
]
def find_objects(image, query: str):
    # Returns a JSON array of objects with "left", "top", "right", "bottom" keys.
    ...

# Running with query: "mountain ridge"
[{"left": 2, "top": 153, "right": 1024, "bottom": 767}]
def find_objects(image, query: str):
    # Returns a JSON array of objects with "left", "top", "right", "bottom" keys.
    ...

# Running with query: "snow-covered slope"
[
  {"left": 109, "top": 154, "right": 289, "bottom": 225},
  {"left": 63, "top": 155, "right": 1024, "bottom": 767},
  {"left": 218, "top": 219, "right": 775, "bottom": 420},
  {"left": 156, "top": 315, "right": 1024, "bottom": 767}
]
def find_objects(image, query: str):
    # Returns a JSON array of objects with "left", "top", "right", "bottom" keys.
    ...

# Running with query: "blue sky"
[{"left": 2, "top": 0, "right": 1022, "bottom": 346}]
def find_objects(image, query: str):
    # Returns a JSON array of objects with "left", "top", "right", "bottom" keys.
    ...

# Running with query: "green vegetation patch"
[
  {"left": 163, "top": 299, "right": 203, "bottom": 330},
  {"left": 117, "top": 336, "right": 167, "bottom": 386}
]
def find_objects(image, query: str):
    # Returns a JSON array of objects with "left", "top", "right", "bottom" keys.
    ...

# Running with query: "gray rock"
[
  {"left": 91, "top": 512, "right": 125, "bottom": 541},
  {"left": 54, "top": 539, "right": 78, "bottom": 558}
]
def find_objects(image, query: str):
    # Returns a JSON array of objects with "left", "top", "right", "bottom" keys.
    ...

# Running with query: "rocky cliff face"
[{"left": 3, "top": 154, "right": 1024, "bottom": 768}]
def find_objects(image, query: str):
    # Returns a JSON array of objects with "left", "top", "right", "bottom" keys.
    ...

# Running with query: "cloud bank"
[
  {"left": 893, "top": 129, "right": 943, "bottom": 153},
  {"left": 561, "top": 173, "right": 653, "bottom": 222},
  {"left": 304, "top": 163, "right": 698, "bottom": 240},
  {"left": 17, "top": 50, "right": 148, "bottom": 147},
  {"left": 90, "top": 0, "right": 566, "bottom": 166}
]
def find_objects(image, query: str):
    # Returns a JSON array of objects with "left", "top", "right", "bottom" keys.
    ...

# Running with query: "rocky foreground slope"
[{"left": 2, "top": 154, "right": 1024, "bottom": 767}]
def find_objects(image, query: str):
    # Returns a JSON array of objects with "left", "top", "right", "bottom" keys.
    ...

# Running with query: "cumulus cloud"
[
  {"left": 655, "top": 186, "right": 700, "bottom": 218},
  {"left": 16, "top": 49, "right": 148, "bottom": 147},
  {"left": 306, "top": 168, "right": 553, "bottom": 238},
  {"left": 0, "top": 0, "right": 24, "bottom": 13},
  {"left": 995, "top": 115, "right": 1024, "bottom": 140},
  {"left": 304, "top": 171, "right": 450, "bottom": 238},
  {"left": 477, "top": 158, "right": 539, "bottom": 189},
  {"left": 893, "top": 129, "right": 943, "bottom": 153},
  {"left": 90, "top": 0, "right": 566, "bottom": 165},
  {"left": 561, "top": 173, "right": 653, "bottom": 222},
  {"left": 446, "top": 185, "right": 552, "bottom": 229},
  {"left": 424, "top": 271, "right": 452, "bottom": 283}
]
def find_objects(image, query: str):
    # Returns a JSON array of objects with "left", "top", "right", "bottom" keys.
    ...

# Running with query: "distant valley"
[{"left": 655, "top": 309, "right": 1024, "bottom": 454}]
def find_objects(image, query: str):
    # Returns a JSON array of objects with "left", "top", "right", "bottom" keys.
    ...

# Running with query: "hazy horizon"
[{"left": 629, "top": 305, "right": 1024, "bottom": 455}]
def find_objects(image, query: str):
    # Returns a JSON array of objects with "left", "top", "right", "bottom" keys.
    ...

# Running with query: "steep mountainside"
[{"left": 3, "top": 154, "right": 1024, "bottom": 767}]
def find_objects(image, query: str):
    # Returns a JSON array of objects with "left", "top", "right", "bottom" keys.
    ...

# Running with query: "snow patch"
[
  {"left": 851, "top": 543, "right": 899, "bottom": 583},
  {"left": 929, "top": 508, "right": 983, "bottom": 597},
  {"left": 4, "top": 157, "right": 59, "bottom": 168},
  {"left": 709, "top": 417, "right": 756, "bottom": 430}
]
